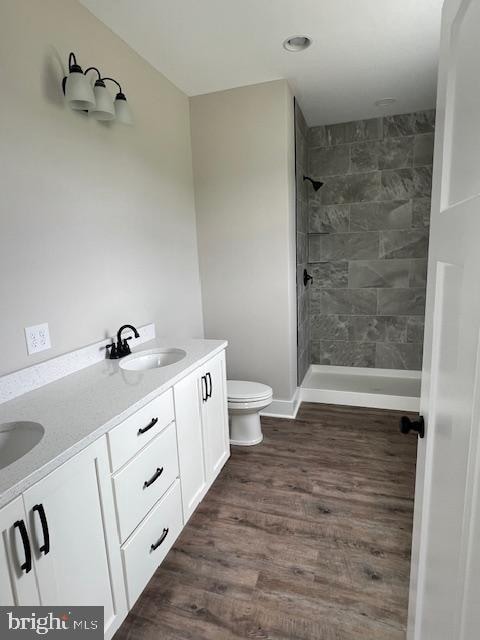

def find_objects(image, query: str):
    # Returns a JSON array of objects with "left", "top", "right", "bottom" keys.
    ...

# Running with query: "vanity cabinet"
[
  {"left": 0, "top": 496, "right": 39, "bottom": 605},
  {"left": 0, "top": 345, "right": 229, "bottom": 638},
  {"left": 0, "top": 438, "right": 127, "bottom": 640},
  {"left": 174, "top": 350, "right": 230, "bottom": 522},
  {"left": 200, "top": 350, "right": 230, "bottom": 484}
]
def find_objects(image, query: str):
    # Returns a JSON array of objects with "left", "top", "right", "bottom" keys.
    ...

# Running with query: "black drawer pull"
[
  {"left": 138, "top": 417, "right": 158, "bottom": 435},
  {"left": 13, "top": 520, "right": 32, "bottom": 573},
  {"left": 201, "top": 375, "right": 207, "bottom": 402},
  {"left": 150, "top": 528, "right": 169, "bottom": 552},
  {"left": 32, "top": 504, "right": 50, "bottom": 555},
  {"left": 206, "top": 372, "right": 212, "bottom": 398},
  {"left": 143, "top": 467, "right": 164, "bottom": 489}
]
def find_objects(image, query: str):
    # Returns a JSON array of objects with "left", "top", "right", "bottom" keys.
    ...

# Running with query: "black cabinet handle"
[
  {"left": 13, "top": 520, "right": 32, "bottom": 573},
  {"left": 32, "top": 504, "right": 50, "bottom": 555},
  {"left": 400, "top": 415, "right": 425, "bottom": 438},
  {"left": 138, "top": 417, "right": 158, "bottom": 435},
  {"left": 206, "top": 372, "right": 212, "bottom": 398},
  {"left": 143, "top": 467, "right": 164, "bottom": 489},
  {"left": 201, "top": 375, "right": 207, "bottom": 402},
  {"left": 150, "top": 528, "right": 169, "bottom": 552}
]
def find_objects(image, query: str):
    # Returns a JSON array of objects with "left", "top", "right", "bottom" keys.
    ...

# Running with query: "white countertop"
[{"left": 0, "top": 338, "right": 227, "bottom": 508}]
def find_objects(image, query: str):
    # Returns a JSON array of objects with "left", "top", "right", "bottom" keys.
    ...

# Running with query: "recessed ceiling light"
[
  {"left": 283, "top": 36, "right": 312, "bottom": 52},
  {"left": 374, "top": 98, "right": 397, "bottom": 108}
]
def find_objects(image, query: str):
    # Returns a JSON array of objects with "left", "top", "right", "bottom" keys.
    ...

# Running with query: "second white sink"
[
  {"left": 0, "top": 421, "right": 44, "bottom": 469},
  {"left": 120, "top": 348, "right": 186, "bottom": 371}
]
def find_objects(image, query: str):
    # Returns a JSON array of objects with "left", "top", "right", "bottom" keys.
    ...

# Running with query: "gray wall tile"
[
  {"left": 304, "top": 109, "right": 433, "bottom": 371},
  {"left": 309, "top": 146, "right": 350, "bottom": 177},
  {"left": 313, "top": 340, "right": 376, "bottom": 367},
  {"left": 407, "top": 317, "right": 425, "bottom": 343},
  {"left": 378, "top": 137, "right": 414, "bottom": 170},
  {"left": 350, "top": 201, "right": 412, "bottom": 231},
  {"left": 375, "top": 343, "right": 423, "bottom": 370},
  {"left": 380, "top": 229, "right": 428, "bottom": 259},
  {"left": 310, "top": 232, "right": 379, "bottom": 262},
  {"left": 381, "top": 167, "right": 432, "bottom": 200},
  {"left": 414, "top": 134, "right": 435, "bottom": 166},
  {"left": 308, "top": 125, "right": 327, "bottom": 148},
  {"left": 297, "top": 231, "right": 308, "bottom": 264},
  {"left": 412, "top": 198, "right": 431, "bottom": 228},
  {"left": 383, "top": 111, "right": 435, "bottom": 137},
  {"left": 378, "top": 288, "right": 426, "bottom": 316},
  {"left": 326, "top": 118, "right": 382, "bottom": 146},
  {"left": 295, "top": 102, "right": 310, "bottom": 383},
  {"left": 311, "top": 289, "right": 377, "bottom": 314},
  {"left": 347, "top": 316, "right": 386, "bottom": 342},
  {"left": 296, "top": 104, "right": 308, "bottom": 139},
  {"left": 321, "top": 172, "right": 382, "bottom": 204},
  {"left": 351, "top": 141, "right": 379, "bottom": 173},
  {"left": 309, "top": 203, "right": 350, "bottom": 233},
  {"left": 310, "top": 262, "right": 348, "bottom": 288},
  {"left": 348, "top": 260, "right": 410, "bottom": 288},
  {"left": 384, "top": 316, "right": 408, "bottom": 342},
  {"left": 409, "top": 259, "right": 428, "bottom": 288},
  {"left": 310, "top": 314, "right": 349, "bottom": 341}
]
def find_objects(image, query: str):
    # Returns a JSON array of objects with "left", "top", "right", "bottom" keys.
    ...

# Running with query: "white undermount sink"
[
  {"left": 0, "top": 421, "right": 44, "bottom": 469},
  {"left": 119, "top": 348, "right": 187, "bottom": 371}
]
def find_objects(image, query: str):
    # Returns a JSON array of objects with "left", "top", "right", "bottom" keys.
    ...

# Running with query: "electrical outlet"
[{"left": 25, "top": 323, "right": 51, "bottom": 355}]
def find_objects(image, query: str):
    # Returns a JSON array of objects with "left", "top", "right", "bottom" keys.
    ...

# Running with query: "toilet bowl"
[{"left": 227, "top": 380, "right": 273, "bottom": 446}]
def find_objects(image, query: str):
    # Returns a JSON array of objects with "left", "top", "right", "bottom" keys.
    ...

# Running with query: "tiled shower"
[{"left": 295, "top": 104, "right": 434, "bottom": 385}]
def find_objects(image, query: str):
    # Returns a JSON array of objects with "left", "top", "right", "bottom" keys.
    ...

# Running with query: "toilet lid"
[{"left": 227, "top": 380, "right": 273, "bottom": 402}]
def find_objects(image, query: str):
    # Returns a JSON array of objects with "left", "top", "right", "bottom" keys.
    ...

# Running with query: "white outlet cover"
[{"left": 25, "top": 323, "right": 52, "bottom": 355}]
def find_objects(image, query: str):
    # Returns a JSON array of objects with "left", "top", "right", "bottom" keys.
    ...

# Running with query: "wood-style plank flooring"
[{"left": 115, "top": 402, "right": 417, "bottom": 640}]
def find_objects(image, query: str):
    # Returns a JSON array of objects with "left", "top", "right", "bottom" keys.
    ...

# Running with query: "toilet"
[{"left": 227, "top": 380, "right": 273, "bottom": 446}]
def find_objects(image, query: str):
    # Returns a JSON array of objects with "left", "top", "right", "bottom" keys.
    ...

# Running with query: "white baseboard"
[{"left": 261, "top": 387, "right": 301, "bottom": 419}]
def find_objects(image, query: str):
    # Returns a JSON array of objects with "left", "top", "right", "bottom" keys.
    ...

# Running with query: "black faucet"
[{"left": 106, "top": 324, "right": 140, "bottom": 359}]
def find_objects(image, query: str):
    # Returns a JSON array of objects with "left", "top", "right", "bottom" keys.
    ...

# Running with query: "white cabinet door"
[
  {"left": 174, "top": 369, "right": 208, "bottom": 522},
  {"left": 22, "top": 437, "right": 127, "bottom": 640},
  {"left": 201, "top": 351, "right": 230, "bottom": 483},
  {"left": 0, "top": 496, "right": 39, "bottom": 606}
]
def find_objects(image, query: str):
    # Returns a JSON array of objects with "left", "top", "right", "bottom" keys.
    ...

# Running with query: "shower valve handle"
[{"left": 303, "top": 269, "right": 313, "bottom": 287}]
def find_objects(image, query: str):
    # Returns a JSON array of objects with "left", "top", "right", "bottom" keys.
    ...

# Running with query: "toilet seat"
[{"left": 227, "top": 380, "right": 272, "bottom": 403}]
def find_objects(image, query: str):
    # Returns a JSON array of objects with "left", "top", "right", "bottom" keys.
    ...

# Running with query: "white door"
[
  {"left": 22, "top": 437, "right": 127, "bottom": 639},
  {"left": 174, "top": 370, "right": 208, "bottom": 522},
  {"left": 408, "top": 1, "right": 480, "bottom": 638},
  {"left": 0, "top": 496, "right": 39, "bottom": 605},
  {"left": 201, "top": 352, "right": 230, "bottom": 483}
]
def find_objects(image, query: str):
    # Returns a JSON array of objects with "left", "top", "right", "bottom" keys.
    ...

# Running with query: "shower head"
[{"left": 303, "top": 176, "right": 324, "bottom": 192}]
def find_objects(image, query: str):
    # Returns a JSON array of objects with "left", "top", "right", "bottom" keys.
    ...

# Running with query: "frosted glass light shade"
[
  {"left": 65, "top": 71, "right": 95, "bottom": 110},
  {"left": 114, "top": 94, "right": 133, "bottom": 125},
  {"left": 90, "top": 84, "right": 115, "bottom": 121}
]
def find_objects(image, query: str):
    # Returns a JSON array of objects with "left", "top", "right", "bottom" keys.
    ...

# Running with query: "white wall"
[
  {"left": 0, "top": 0, "right": 203, "bottom": 376},
  {"left": 190, "top": 80, "right": 297, "bottom": 402}
]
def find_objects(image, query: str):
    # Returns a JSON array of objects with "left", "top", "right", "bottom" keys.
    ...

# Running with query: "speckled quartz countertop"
[{"left": 0, "top": 338, "right": 227, "bottom": 509}]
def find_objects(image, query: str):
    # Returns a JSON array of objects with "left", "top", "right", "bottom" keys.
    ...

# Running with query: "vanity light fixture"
[{"left": 62, "top": 52, "right": 133, "bottom": 125}]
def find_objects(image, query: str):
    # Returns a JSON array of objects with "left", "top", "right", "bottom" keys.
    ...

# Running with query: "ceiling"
[{"left": 79, "top": 0, "right": 443, "bottom": 126}]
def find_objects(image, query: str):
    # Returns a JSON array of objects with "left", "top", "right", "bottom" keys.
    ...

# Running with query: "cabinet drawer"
[
  {"left": 108, "top": 389, "right": 174, "bottom": 471},
  {"left": 122, "top": 480, "right": 183, "bottom": 608},
  {"left": 113, "top": 422, "right": 179, "bottom": 543}
]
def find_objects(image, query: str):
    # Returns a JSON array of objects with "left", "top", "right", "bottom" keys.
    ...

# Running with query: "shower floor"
[{"left": 301, "top": 365, "right": 421, "bottom": 412}]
